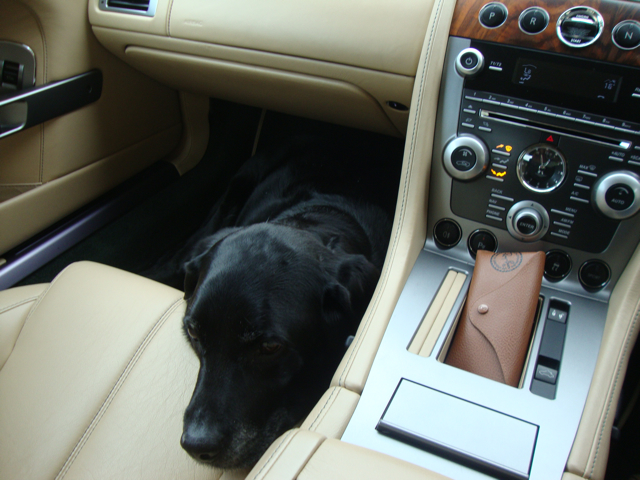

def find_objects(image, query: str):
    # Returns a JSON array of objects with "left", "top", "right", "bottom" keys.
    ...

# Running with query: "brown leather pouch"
[{"left": 445, "top": 250, "right": 545, "bottom": 387}]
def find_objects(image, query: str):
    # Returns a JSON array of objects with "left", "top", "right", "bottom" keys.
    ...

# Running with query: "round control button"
[
  {"left": 451, "top": 146, "right": 477, "bottom": 172},
  {"left": 593, "top": 171, "right": 640, "bottom": 220},
  {"left": 557, "top": 7, "right": 604, "bottom": 48},
  {"left": 460, "top": 52, "right": 479, "bottom": 69},
  {"left": 434, "top": 219, "right": 462, "bottom": 249},
  {"left": 443, "top": 135, "right": 489, "bottom": 181},
  {"left": 544, "top": 250, "right": 572, "bottom": 281},
  {"left": 514, "top": 209, "right": 541, "bottom": 236},
  {"left": 468, "top": 229, "right": 497, "bottom": 258},
  {"left": 519, "top": 7, "right": 549, "bottom": 35},
  {"left": 479, "top": 3, "right": 508, "bottom": 29},
  {"left": 506, "top": 201, "right": 550, "bottom": 242},
  {"left": 579, "top": 260, "right": 611, "bottom": 291},
  {"left": 455, "top": 48, "right": 485, "bottom": 77},
  {"left": 612, "top": 20, "right": 640, "bottom": 50},
  {"left": 605, "top": 184, "right": 635, "bottom": 211}
]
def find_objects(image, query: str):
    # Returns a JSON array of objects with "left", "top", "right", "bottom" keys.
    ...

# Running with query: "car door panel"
[{"left": 0, "top": 0, "right": 183, "bottom": 255}]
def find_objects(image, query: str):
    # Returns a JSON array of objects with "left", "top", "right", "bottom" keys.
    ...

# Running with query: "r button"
[{"left": 519, "top": 7, "right": 549, "bottom": 34}]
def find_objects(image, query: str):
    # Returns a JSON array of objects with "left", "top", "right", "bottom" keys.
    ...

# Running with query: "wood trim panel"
[{"left": 450, "top": 0, "right": 640, "bottom": 67}]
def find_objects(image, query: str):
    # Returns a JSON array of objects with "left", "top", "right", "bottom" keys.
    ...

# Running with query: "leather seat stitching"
[
  {"left": 588, "top": 302, "right": 640, "bottom": 479},
  {"left": 249, "top": 429, "right": 297, "bottom": 480},
  {"left": 337, "top": 0, "right": 447, "bottom": 389},
  {"left": 54, "top": 296, "right": 185, "bottom": 480},
  {"left": 307, "top": 387, "right": 340, "bottom": 432},
  {"left": 0, "top": 295, "right": 41, "bottom": 316}
]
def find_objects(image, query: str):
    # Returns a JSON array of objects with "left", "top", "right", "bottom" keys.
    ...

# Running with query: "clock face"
[{"left": 517, "top": 144, "right": 567, "bottom": 193}]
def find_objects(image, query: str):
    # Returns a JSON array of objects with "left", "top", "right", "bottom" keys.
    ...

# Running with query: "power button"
[{"left": 455, "top": 48, "right": 485, "bottom": 77}]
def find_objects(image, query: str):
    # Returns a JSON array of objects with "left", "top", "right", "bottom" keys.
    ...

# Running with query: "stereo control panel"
[
  {"left": 428, "top": 37, "right": 640, "bottom": 298},
  {"left": 450, "top": 86, "right": 639, "bottom": 252}
]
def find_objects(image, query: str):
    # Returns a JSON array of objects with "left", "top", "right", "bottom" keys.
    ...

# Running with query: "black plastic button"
[
  {"left": 605, "top": 183, "right": 635, "bottom": 211},
  {"left": 434, "top": 219, "right": 462, "bottom": 249},
  {"left": 451, "top": 146, "right": 477, "bottom": 171},
  {"left": 544, "top": 250, "right": 572, "bottom": 281},
  {"left": 540, "top": 132, "right": 560, "bottom": 145},
  {"left": 515, "top": 213, "right": 538, "bottom": 235},
  {"left": 479, "top": 3, "right": 508, "bottom": 28},
  {"left": 539, "top": 320, "right": 566, "bottom": 362},
  {"left": 579, "top": 260, "right": 611, "bottom": 291},
  {"left": 460, "top": 52, "right": 479, "bottom": 70},
  {"left": 519, "top": 7, "right": 549, "bottom": 34},
  {"left": 612, "top": 21, "right": 640, "bottom": 50},
  {"left": 535, "top": 364, "right": 558, "bottom": 385},
  {"left": 468, "top": 229, "right": 497, "bottom": 257},
  {"left": 547, "top": 300, "right": 570, "bottom": 323}
]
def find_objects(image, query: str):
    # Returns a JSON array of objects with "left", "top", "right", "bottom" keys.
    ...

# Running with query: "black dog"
[{"left": 147, "top": 137, "right": 398, "bottom": 469}]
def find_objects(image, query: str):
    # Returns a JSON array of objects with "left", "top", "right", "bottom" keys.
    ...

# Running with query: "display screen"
[{"left": 512, "top": 58, "right": 623, "bottom": 103}]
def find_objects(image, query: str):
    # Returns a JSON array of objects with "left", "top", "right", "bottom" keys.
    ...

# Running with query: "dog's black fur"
[{"left": 146, "top": 137, "right": 398, "bottom": 469}]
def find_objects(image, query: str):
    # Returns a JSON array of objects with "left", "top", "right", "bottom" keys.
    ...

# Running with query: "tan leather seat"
[{"left": 0, "top": 262, "right": 245, "bottom": 480}]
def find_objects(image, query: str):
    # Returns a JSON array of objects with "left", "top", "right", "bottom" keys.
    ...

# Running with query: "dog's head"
[{"left": 179, "top": 223, "right": 379, "bottom": 468}]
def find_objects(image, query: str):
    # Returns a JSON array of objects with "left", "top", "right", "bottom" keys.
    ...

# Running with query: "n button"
[{"left": 612, "top": 20, "right": 640, "bottom": 50}]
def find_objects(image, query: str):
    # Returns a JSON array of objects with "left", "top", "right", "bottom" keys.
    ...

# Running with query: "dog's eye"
[
  {"left": 260, "top": 342, "right": 282, "bottom": 355},
  {"left": 187, "top": 326, "right": 199, "bottom": 341}
]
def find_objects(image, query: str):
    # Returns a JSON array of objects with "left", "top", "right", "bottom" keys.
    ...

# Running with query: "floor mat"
[
  {"left": 18, "top": 101, "right": 405, "bottom": 288},
  {"left": 18, "top": 99, "right": 262, "bottom": 285}
]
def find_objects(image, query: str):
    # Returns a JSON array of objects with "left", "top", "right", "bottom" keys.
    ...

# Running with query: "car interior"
[{"left": 1, "top": 0, "right": 640, "bottom": 479}]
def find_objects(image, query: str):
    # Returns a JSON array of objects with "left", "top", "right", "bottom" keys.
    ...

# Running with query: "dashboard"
[
  {"left": 341, "top": 1, "right": 640, "bottom": 480},
  {"left": 88, "top": 0, "right": 640, "bottom": 479}
]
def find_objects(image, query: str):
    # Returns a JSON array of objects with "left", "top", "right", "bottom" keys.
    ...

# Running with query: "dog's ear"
[
  {"left": 182, "top": 227, "right": 241, "bottom": 300},
  {"left": 183, "top": 255, "right": 205, "bottom": 301},
  {"left": 322, "top": 254, "right": 380, "bottom": 325},
  {"left": 322, "top": 282, "right": 351, "bottom": 324}
]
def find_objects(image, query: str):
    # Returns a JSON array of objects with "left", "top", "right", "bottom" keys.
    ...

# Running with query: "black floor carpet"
[
  {"left": 18, "top": 99, "right": 262, "bottom": 285},
  {"left": 18, "top": 100, "right": 405, "bottom": 287}
]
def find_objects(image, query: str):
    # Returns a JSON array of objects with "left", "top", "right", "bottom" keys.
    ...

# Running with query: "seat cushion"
[{"left": 0, "top": 262, "right": 244, "bottom": 480}]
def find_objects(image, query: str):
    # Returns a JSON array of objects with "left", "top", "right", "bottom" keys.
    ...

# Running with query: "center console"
[{"left": 341, "top": 2, "right": 640, "bottom": 478}]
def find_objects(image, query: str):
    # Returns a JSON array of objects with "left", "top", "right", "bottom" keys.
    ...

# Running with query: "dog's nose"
[{"left": 180, "top": 426, "right": 225, "bottom": 462}]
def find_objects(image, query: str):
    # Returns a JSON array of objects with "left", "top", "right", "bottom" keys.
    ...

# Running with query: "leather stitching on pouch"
[
  {"left": 588, "top": 301, "right": 640, "bottom": 479},
  {"left": 54, "top": 296, "right": 185, "bottom": 480},
  {"left": 337, "top": 0, "right": 447, "bottom": 389}
]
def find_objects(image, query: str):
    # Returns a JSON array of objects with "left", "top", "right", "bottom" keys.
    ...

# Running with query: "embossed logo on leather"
[{"left": 490, "top": 252, "right": 523, "bottom": 272}]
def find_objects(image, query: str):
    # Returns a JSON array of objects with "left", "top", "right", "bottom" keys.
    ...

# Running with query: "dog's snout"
[{"left": 180, "top": 425, "right": 225, "bottom": 463}]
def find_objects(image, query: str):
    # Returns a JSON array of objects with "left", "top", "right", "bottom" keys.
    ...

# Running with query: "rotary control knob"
[
  {"left": 593, "top": 171, "right": 640, "bottom": 220},
  {"left": 557, "top": 7, "right": 604, "bottom": 48},
  {"left": 455, "top": 48, "right": 485, "bottom": 77},
  {"left": 443, "top": 135, "right": 490, "bottom": 181},
  {"left": 507, "top": 201, "right": 550, "bottom": 242}
]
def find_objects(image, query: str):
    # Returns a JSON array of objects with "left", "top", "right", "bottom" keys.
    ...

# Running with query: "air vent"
[{"left": 99, "top": 0, "right": 157, "bottom": 17}]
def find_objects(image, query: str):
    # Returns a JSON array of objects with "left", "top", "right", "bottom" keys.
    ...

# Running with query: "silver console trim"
[
  {"left": 340, "top": 36, "right": 629, "bottom": 480},
  {"left": 342, "top": 250, "right": 607, "bottom": 480}
]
